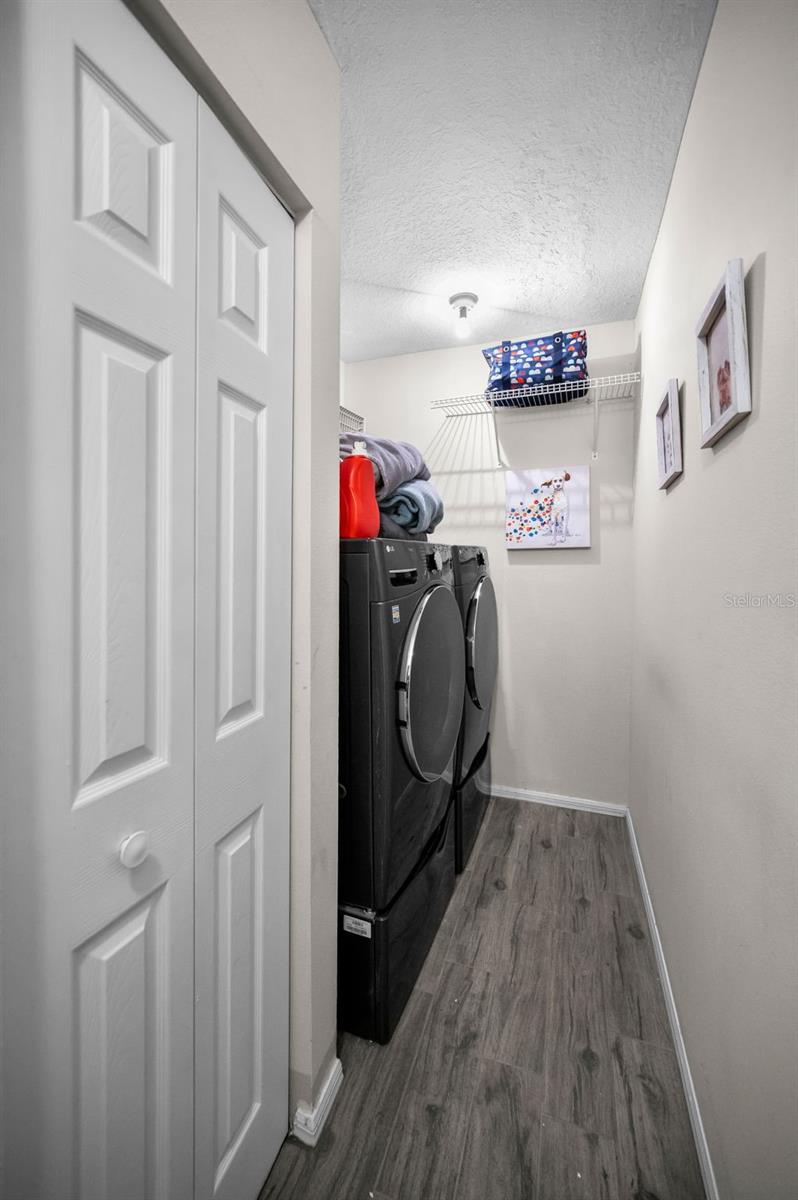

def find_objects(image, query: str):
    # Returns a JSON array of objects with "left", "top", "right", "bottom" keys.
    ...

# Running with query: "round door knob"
[{"left": 119, "top": 830, "right": 149, "bottom": 870}]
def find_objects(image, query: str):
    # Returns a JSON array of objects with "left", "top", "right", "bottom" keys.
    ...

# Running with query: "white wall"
[
  {"left": 630, "top": 1, "right": 798, "bottom": 1196},
  {"left": 142, "top": 0, "right": 342, "bottom": 1115},
  {"left": 343, "top": 320, "right": 637, "bottom": 806}
]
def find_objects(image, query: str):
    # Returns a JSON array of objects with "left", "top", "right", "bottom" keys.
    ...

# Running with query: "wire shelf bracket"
[{"left": 430, "top": 372, "right": 641, "bottom": 467}]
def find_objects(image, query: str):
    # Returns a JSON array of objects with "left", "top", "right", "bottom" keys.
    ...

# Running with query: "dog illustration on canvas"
[
  {"left": 505, "top": 467, "right": 590, "bottom": 550},
  {"left": 541, "top": 471, "right": 571, "bottom": 545}
]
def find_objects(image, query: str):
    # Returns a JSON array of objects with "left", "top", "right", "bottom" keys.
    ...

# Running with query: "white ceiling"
[{"left": 309, "top": 0, "right": 717, "bottom": 363}]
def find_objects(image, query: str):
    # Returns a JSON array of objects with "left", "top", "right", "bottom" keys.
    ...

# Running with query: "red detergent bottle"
[{"left": 340, "top": 441, "right": 380, "bottom": 539}]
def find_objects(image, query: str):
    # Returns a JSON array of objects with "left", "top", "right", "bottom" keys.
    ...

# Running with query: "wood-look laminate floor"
[{"left": 261, "top": 798, "right": 705, "bottom": 1200}]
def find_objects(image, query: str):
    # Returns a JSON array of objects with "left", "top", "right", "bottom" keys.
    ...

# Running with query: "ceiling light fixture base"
[{"left": 449, "top": 291, "right": 479, "bottom": 319}]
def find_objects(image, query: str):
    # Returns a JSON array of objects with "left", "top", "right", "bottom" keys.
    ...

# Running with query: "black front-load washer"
[
  {"left": 452, "top": 546, "right": 499, "bottom": 872},
  {"left": 338, "top": 538, "right": 465, "bottom": 1042}
]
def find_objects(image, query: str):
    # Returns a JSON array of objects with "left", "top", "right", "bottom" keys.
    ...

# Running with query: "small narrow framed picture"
[
  {"left": 695, "top": 257, "right": 751, "bottom": 447},
  {"left": 656, "top": 378, "right": 682, "bottom": 489}
]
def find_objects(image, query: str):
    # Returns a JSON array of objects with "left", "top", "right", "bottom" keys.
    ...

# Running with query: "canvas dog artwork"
[{"left": 505, "top": 466, "right": 591, "bottom": 549}]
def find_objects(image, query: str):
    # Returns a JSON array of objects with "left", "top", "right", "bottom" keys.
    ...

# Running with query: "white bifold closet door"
[
  {"left": 193, "top": 102, "right": 293, "bottom": 1200},
  {"left": 0, "top": 3, "right": 293, "bottom": 1198},
  {"left": 0, "top": 3, "right": 198, "bottom": 1198}
]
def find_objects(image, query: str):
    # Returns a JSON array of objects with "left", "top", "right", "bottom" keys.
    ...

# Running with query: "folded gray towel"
[
  {"left": 339, "top": 433, "right": 430, "bottom": 501},
  {"left": 379, "top": 479, "right": 444, "bottom": 536}
]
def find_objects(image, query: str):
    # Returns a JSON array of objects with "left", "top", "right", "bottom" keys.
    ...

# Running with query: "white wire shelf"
[
  {"left": 430, "top": 371, "right": 641, "bottom": 417},
  {"left": 339, "top": 405, "right": 365, "bottom": 433},
  {"left": 431, "top": 371, "right": 641, "bottom": 467}
]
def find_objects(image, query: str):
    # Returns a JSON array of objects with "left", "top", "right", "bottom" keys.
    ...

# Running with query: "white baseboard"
[
  {"left": 491, "top": 782, "right": 627, "bottom": 818},
  {"left": 491, "top": 782, "right": 719, "bottom": 1200},
  {"left": 291, "top": 1056, "right": 343, "bottom": 1148},
  {"left": 624, "top": 813, "right": 720, "bottom": 1200}
]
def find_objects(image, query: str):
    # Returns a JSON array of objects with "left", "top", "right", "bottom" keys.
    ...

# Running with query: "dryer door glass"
[
  {"left": 466, "top": 576, "right": 499, "bottom": 710},
  {"left": 397, "top": 584, "right": 466, "bottom": 782}
]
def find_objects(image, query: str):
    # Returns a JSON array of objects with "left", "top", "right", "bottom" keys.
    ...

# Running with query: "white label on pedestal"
[{"left": 343, "top": 914, "right": 372, "bottom": 938}]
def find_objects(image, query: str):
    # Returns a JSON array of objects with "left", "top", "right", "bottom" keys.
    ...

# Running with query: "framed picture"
[
  {"left": 695, "top": 257, "right": 751, "bottom": 447},
  {"left": 656, "top": 378, "right": 682, "bottom": 489},
  {"left": 505, "top": 466, "right": 590, "bottom": 549}
]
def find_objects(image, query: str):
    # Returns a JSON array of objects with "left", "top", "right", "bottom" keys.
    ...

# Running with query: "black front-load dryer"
[
  {"left": 452, "top": 546, "right": 499, "bottom": 872},
  {"left": 338, "top": 539, "right": 465, "bottom": 1042}
]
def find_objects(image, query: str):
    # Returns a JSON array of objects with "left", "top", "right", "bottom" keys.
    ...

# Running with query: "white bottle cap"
[{"left": 353, "top": 440, "right": 368, "bottom": 455}]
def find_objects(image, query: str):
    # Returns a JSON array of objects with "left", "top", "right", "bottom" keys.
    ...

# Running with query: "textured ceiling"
[{"left": 309, "top": 0, "right": 717, "bottom": 362}]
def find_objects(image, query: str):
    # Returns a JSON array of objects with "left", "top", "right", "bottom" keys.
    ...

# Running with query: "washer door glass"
[
  {"left": 397, "top": 584, "right": 466, "bottom": 782},
  {"left": 466, "top": 576, "right": 498, "bottom": 710}
]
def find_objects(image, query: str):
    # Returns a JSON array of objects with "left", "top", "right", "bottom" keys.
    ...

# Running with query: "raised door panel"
[
  {"left": 194, "top": 101, "right": 293, "bottom": 1200},
  {"left": 76, "top": 50, "right": 171, "bottom": 278},
  {"left": 216, "top": 385, "right": 265, "bottom": 735},
  {"left": 218, "top": 200, "right": 267, "bottom": 347},
  {"left": 0, "top": 5, "right": 197, "bottom": 1198},
  {"left": 213, "top": 814, "right": 263, "bottom": 1190},
  {"left": 74, "top": 315, "right": 168, "bottom": 801},
  {"left": 75, "top": 890, "right": 167, "bottom": 1200}
]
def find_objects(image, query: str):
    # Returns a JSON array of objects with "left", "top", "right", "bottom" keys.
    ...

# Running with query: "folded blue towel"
[
  {"left": 379, "top": 479, "right": 444, "bottom": 536},
  {"left": 379, "top": 511, "right": 428, "bottom": 543}
]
